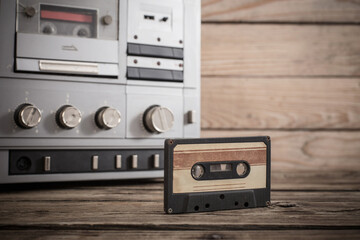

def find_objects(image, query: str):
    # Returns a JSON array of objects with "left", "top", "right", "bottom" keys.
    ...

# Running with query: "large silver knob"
[
  {"left": 143, "top": 105, "right": 174, "bottom": 133},
  {"left": 56, "top": 105, "right": 82, "bottom": 129},
  {"left": 95, "top": 107, "right": 121, "bottom": 130},
  {"left": 14, "top": 103, "right": 42, "bottom": 129}
]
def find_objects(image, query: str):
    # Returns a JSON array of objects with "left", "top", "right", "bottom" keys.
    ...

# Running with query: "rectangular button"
[
  {"left": 153, "top": 154, "right": 160, "bottom": 168},
  {"left": 92, "top": 156, "right": 99, "bottom": 170},
  {"left": 131, "top": 155, "right": 138, "bottom": 169},
  {"left": 127, "top": 43, "right": 183, "bottom": 60},
  {"left": 188, "top": 110, "right": 196, "bottom": 124},
  {"left": 115, "top": 155, "right": 122, "bottom": 169},
  {"left": 127, "top": 67, "right": 183, "bottom": 82},
  {"left": 44, "top": 156, "right": 51, "bottom": 172}
]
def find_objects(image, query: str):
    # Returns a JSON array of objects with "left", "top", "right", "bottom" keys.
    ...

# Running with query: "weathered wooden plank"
[
  {"left": 202, "top": 0, "right": 360, "bottom": 23},
  {"left": 201, "top": 77, "right": 360, "bottom": 129},
  {"left": 201, "top": 24, "right": 360, "bottom": 76},
  {"left": 0, "top": 191, "right": 359, "bottom": 229},
  {"left": 0, "top": 171, "right": 358, "bottom": 203},
  {"left": 272, "top": 171, "right": 360, "bottom": 191},
  {"left": 1, "top": 230, "right": 360, "bottom": 240},
  {"left": 0, "top": 171, "right": 358, "bottom": 210},
  {"left": 201, "top": 130, "right": 360, "bottom": 172}
]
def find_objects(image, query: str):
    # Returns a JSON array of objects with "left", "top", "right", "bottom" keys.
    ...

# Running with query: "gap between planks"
[{"left": 0, "top": 230, "right": 360, "bottom": 240}]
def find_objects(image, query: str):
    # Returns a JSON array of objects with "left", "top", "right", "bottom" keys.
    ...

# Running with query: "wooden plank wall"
[{"left": 200, "top": 0, "right": 360, "bottom": 172}]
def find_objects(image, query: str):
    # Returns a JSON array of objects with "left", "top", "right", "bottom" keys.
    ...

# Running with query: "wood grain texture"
[
  {"left": 201, "top": 130, "right": 360, "bottom": 171},
  {"left": 201, "top": 24, "right": 360, "bottom": 76},
  {"left": 173, "top": 143, "right": 267, "bottom": 169},
  {"left": 272, "top": 170, "right": 360, "bottom": 191},
  {"left": 201, "top": 77, "right": 360, "bottom": 129},
  {"left": 202, "top": 0, "right": 360, "bottom": 23},
  {"left": 0, "top": 172, "right": 358, "bottom": 239},
  {"left": 1, "top": 230, "right": 360, "bottom": 240},
  {"left": 0, "top": 185, "right": 359, "bottom": 229},
  {"left": 0, "top": 171, "right": 358, "bottom": 197}
]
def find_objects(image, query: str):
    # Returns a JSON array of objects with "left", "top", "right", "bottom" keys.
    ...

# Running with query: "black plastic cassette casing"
[{"left": 164, "top": 136, "right": 271, "bottom": 214}]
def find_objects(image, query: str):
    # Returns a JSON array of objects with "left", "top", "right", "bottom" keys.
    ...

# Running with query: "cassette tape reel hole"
[
  {"left": 236, "top": 162, "right": 250, "bottom": 177},
  {"left": 191, "top": 164, "right": 204, "bottom": 180}
]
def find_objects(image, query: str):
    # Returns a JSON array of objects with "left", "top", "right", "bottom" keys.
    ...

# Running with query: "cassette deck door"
[{"left": 15, "top": 0, "right": 119, "bottom": 76}]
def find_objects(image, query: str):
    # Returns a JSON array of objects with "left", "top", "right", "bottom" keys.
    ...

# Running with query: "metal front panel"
[
  {"left": 127, "top": 0, "right": 184, "bottom": 48},
  {"left": 16, "top": 58, "right": 119, "bottom": 76},
  {"left": 0, "top": 78, "right": 125, "bottom": 139},
  {"left": 183, "top": 88, "right": 201, "bottom": 138},
  {"left": 17, "top": 0, "right": 119, "bottom": 40},
  {"left": 126, "top": 86, "right": 184, "bottom": 139},
  {"left": 16, "top": 0, "right": 119, "bottom": 73},
  {"left": 183, "top": 0, "right": 201, "bottom": 89},
  {"left": 0, "top": 0, "right": 201, "bottom": 183},
  {"left": 16, "top": 33, "right": 118, "bottom": 63}
]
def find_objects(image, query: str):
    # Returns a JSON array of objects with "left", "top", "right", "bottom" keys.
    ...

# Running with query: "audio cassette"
[{"left": 164, "top": 136, "right": 271, "bottom": 214}]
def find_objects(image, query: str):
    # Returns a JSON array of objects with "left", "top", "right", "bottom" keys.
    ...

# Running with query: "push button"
[
  {"left": 92, "top": 156, "right": 99, "bottom": 170},
  {"left": 131, "top": 155, "right": 138, "bottom": 169},
  {"left": 153, "top": 154, "right": 160, "bottom": 168},
  {"left": 188, "top": 110, "right": 196, "bottom": 124},
  {"left": 115, "top": 155, "right": 122, "bottom": 169},
  {"left": 44, "top": 156, "right": 51, "bottom": 172}
]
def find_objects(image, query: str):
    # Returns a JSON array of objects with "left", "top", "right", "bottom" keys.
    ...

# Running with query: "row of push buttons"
[{"left": 43, "top": 154, "right": 161, "bottom": 171}]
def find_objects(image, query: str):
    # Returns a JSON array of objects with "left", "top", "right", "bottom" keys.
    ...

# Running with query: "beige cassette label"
[{"left": 172, "top": 142, "right": 267, "bottom": 194}]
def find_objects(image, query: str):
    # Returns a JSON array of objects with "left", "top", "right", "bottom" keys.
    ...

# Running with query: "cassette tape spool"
[{"left": 164, "top": 136, "right": 271, "bottom": 214}]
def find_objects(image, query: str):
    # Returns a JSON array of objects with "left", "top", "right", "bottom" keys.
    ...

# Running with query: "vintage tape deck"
[{"left": 0, "top": 0, "right": 201, "bottom": 183}]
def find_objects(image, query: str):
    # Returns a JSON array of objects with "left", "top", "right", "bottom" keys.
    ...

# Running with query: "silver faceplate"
[{"left": 0, "top": 0, "right": 201, "bottom": 183}]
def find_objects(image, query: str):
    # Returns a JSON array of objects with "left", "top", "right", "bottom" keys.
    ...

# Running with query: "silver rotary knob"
[
  {"left": 102, "top": 15, "right": 113, "bottom": 25},
  {"left": 56, "top": 105, "right": 82, "bottom": 129},
  {"left": 24, "top": 6, "right": 36, "bottom": 17},
  {"left": 95, "top": 107, "right": 121, "bottom": 130},
  {"left": 14, "top": 103, "right": 42, "bottom": 129},
  {"left": 143, "top": 105, "right": 174, "bottom": 133}
]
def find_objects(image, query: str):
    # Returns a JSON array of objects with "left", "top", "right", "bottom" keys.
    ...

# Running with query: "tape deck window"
[{"left": 39, "top": 4, "right": 98, "bottom": 38}]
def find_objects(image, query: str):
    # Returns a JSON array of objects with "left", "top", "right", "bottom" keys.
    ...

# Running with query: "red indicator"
[{"left": 41, "top": 10, "right": 93, "bottom": 23}]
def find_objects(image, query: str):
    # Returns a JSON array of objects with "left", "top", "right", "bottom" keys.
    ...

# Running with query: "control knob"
[
  {"left": 102, "top": 15, "right": 113, "bottom": 25},
  {"left": 14, "top": 103, "right": 42, "bottom": 129},
  {"left": 143, "top": 105, "right": 174, "bottom": 133},
  {"left": 56, "top": 105, "right": 82, "bottom": 129},
  {"left": 95, "top": 107, "right": 121, "bottom": 130},
  {"left": 24, "top": 6, "right": 36, "bottom": 17}
]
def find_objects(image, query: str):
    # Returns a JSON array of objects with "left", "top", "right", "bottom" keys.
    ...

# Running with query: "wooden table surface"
[{"left": 0, "top": 170, "right": 359, "bottom": 239}]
